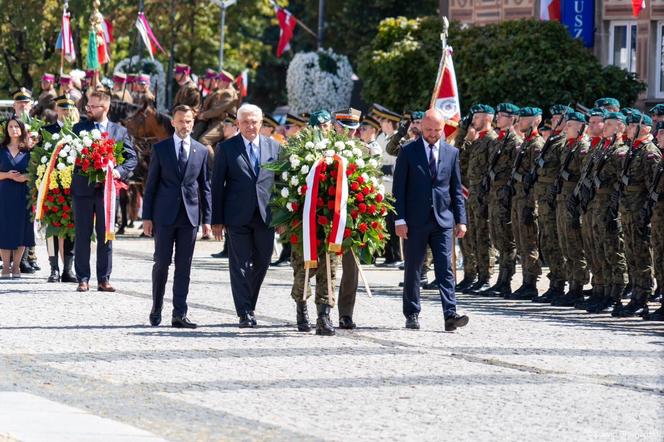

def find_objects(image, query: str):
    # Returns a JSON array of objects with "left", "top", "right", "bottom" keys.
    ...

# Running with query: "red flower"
[
  {"left": 46, "top": 195, "right": 55, "bottom": 202},
  {"left": 57, "top": 195, "right": 65, "bottom": 204},
  {"left": 62, "top": 205, "right": 71, "bottom": 212},
  {"left": 51, "top": 206, "right": 59, "bottom": 213},
  {"left": 52, "top": 188, "right": 60, "bottom": 195},
  {"left": 358, "top": 223, "right": 368, "bottom": 233},
  {"left": 52, "top": 221, "right": 61, "bottom": 227},
  {"left": 318, "top": 173, "right": 327, "bottom": 182},
  {"left": 358, "top": 203, "right": 367, "bottom": 213},
  {"left": 350, "top": 210, "right": 359, "bottom": 220},
  {"left": 81, "top": 148, "right": 89, "bottom": 155},
  {"left": 62, "top": 213, "right": 70, "bottom": 220},
  {"left": 346, "top": 168, "right": 353, "bottom": 177},
  {"left": 350, "top": 182, "right": 360, "bottom": 191},
  {"left": 291, "top": 202, "right": 299, "bottom": 212},
  {"left": 378, "top": 233, "right": 384, "bottom": 240},
  {"left": 300, "top": 185, "right": 307, "bottom": 195},
  {"left": 376, "top": 193, "right": 383, "bottom": 203},
  {"left": 343, "top": 228, "right": 351, "bottom": 239},
  {"left": 357, "top": 176, "right": 365, "bottom": 185},
  {"left": 356, "top": 193, "right": 364, "bottom": 202},
  {"left": 290, "top": 234, "right": 299, "bottom": 245},
  {"left": 347, "top": 163, "right": 357, "bottom": 173},
  {"left": 328, "top": 186, "right": 336, "bottom": 196},
  {"left": 63, "top": 189, "right": 71, "bottom": 195},
  {"left": 371, "top": 221, "right": 379, "bottom": 229},
  {"left": 318, "top": 215, "right": 329, "bottom": 226},
  {"left": 327, "top": 200, "right": 335, "bottom": 210},
  {"left": 362, "top": 187, "right": 370, "bottom": 196},
  {"left": 317, "top": 197, "right": 324, "bottom": 208},
  {"left": 291, "top": 218, "right": 300, "bottom": 227},
  {"left": 380, "top": 207, "right": 387, "bottom": 215},
  {"left": 368, "top": 205, "right": 377, "bottom": 215}
]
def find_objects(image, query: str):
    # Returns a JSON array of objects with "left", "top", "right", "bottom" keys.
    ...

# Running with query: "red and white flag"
[
  {"left": 275, "top": 5, "right": 297, "bottom": 57},
  {"left": 431, "top": 47, "right": 461, "bottom": 139},
  {"left": 540, "top": 0, "right": 561, "bottom": 21},
  {"left": 236, "top": 70, "right": 249, "bottom": 98},
  {"left": 56, "top": 10, "right": 76, "bottom": 63},
  {"left": 135, "top": 12, "right": 165, "bottom": 60},
  {"left": 631, "top": 0, "right": 646, "bottom": 17}
]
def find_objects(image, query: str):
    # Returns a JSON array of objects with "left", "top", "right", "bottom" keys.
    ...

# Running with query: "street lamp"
[{"left": 210, "top": 0, "right": 237, "bottom": 71}]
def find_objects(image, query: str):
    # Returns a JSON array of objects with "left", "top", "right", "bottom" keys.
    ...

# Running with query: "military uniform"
[
  {"left": 457, "top": 127, "right": 478, "bottom": 288},
  {"left": 111, "top": 73, "right": 133, "bottom": 104},
  {"left": 174, "top": 79, "right": 201, "bottom": 112},
  {"left": 196, "top": 85, "right": 238, "bottom": 146},
  {"left": 32, "top": 89, "right": 56, "bottom": 119},
  {"left": 644, "top": 135, "right": 664, "bottom": 320},
  {"left": 290, "top": 248, "right": 338, "bottom": 307}
]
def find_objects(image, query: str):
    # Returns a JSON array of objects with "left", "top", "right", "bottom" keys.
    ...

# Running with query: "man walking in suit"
[
  {"left": 212, "top": 104, "right": 281, "bottom": 328},
  {"left": 393, "top": 108, "right": 469, "bottom": 331},
  {"left": 72, "top": 89, "right": 137, "bottom": 292},
  {"left": 142, "top": 105, "right": 212, "bottom": 328}
]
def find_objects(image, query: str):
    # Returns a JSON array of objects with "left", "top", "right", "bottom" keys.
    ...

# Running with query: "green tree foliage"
[{"left": 358, "top": 17, "right": 646, "bottom": 114}]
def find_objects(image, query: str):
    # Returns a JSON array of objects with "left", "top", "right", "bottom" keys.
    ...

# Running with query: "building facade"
[{"left": 440, "top": 0, "right": 664, "bottom": 106}]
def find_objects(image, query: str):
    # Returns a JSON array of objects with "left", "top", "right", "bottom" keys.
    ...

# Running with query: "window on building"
[
  {"left": 656, "top": 22, "right": 664, "bottom": 98},
  {"left": 609, "top": 21, "right": 637, "bottom": 73}
]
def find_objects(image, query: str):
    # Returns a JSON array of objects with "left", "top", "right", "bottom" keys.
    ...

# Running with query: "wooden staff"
[
  {"left": 352, "top": 250, "right": 372, "bottom": 298},
  {"left": 302, "top": 267, "right": 310, "bottom": 303},
  {"left": 326, "top": 252, "right": 333, "bottom": 306}
]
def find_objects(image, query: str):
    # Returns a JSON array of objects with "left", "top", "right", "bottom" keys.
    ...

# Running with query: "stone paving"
[{"left": 0, "top": 231, "right": 662, "bottom": 441}]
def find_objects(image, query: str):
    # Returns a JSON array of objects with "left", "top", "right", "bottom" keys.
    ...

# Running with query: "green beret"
[
  {"left": 649, "top": 104, "right": 664, "bottom": 116},
  {"left": 594, "top": 97, "right": 620, "bottom": 109},
  {"left": 604, "top": 112, "right": 626, "bottom": 123},
  {"left": 587, "top": 107, "right": 608, "bottom": 118},
  {"left": 626, "top": 112, "right": 653, "bottom": 127},
  {"left": 410, "top": 111, "right": 425, "bottom": 121},
  {"left": 309, "top": 110, "right": 332, "bottom": 127},
  {"left": 550, "top": 105, "right": 572, "bottom": 116},
  {"left": 620, "top": 107, "right": 638, "bottom": 118},
  {"left": 469, "top": 104, "right": 495, "bottom": 115},
  {"left": 518, "top": 107, "right": 542, "bottom": 117},
  {"left": 566, "top": 111, "right": 587, "bottom": 123},
  {"left": 656, "top": 121, "right": 664, "bottom": 132},
  {"left": 496, "top": 103, "right": 520, "bottom": 115}
]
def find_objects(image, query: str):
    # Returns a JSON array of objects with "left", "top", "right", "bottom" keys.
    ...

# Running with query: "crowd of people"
[{"left": 0, "top": 63, "right": 662, "bottom": 334}]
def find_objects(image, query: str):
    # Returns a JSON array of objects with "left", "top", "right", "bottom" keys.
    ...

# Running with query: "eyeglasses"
[{"left": 85, "top": 105, "right": 104, "bottom": 110}]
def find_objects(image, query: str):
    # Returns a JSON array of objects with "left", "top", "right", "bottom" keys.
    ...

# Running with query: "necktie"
[
  {"left": 428, "top": 144, "right": 437, "bottom": 179},
  {"left": 178, "top": 140, "right": 188, "bottom": 176},
  {"left": 94, "top": 122, "right": 100, "bottom": 131},
  {"left": 248, "top": 142, "right": 260, "bottom": 176}
]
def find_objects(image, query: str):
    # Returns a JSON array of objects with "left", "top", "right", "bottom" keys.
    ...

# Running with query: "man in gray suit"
[{"left": 212, "top": 104, "right": 281, "bottom": 328}]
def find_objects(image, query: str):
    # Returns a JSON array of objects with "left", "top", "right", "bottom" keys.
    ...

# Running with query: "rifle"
[
  {"left": 479, "top": 128, "right": 511, "bottom": 199},
  {"left": 524, "top": 115, "right": 566, "bottom": 195},
  {"left": 636, "top": 161, "right": 664, "bottom": 239},
  {"left": 568, "top": 136, "right": 606, "bottom": 217},
  {"left": 549, "top": 123, "right": 587, "bottom": 209}
]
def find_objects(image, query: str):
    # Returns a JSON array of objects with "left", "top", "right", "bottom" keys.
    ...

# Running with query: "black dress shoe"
[
  {"left": 20, "top": 261, "right": 35, "bottom": 274},
  {"left": 116, "top": 227, "right": 126, "bottom": 235},
  {"left": 405, "top": 313, "right": 420, "bottom": 330},
  {"left": 445, "top": 313, "right": 469, "bottom": 332},
  {"left": 462, "top": 279, "right": 484, "bottom": 294},
  {"left": 249, "top": 311, "right": 258, "bottom": 326},
  {"left": 339, "top": 316, "right": 356, "bottom": 329},
  {"left": 270, "top": 259, "right": 291, "bottom": 267},
  {"left": 422, "top": 280, "right": 439, "bottom": 290},
  {"left": 47, "top": 268, "right": 60, "bottom": 283},
  {"left": 149, "top": 311, "right": 162, "bottom": 327},
  {"left": 172, "top": 316, "right": 197, "bottom": 329},
  {"left": 211, "top": 251, "right": 228, "bottom": 258},
  {"left": 378, "top": 260, "right": 403, "bottom": 268},
  {"left": 239, "top": 315, "right": 254, "bottom": 328}
]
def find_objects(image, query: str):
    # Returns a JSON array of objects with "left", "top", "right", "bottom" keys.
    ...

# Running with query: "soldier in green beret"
[{"left": 594, "top": 97, "right": 620, "bottom": 113}]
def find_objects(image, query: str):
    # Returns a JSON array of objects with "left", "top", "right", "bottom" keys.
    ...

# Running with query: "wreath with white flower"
[
  {"left": 286, "top": 49, "right": 354, "bottom": 114},
  {"left": 265, "top": 128, "right": 392, "bottom": 264}
]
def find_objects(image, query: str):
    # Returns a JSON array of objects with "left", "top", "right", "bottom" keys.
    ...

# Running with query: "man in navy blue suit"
[
  {"left": 393, "top": 108, "right": 469, "bottom": 331},
  {"left": 142, "top": 105, "right": 212, "bottom": 328},
  {"left": 212, "top": 104, "right": 281, "bottom": 328},
  {"left": 71, "top": 89, "right": 136, "bottom": 293}
]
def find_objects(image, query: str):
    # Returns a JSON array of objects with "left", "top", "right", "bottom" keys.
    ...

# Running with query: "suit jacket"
[
  {"left": 71, "top": 120, "right": 137, "bottom": 197},
  {"left": 43, "top": 123, "right": 62, "bottom": 135},
  {"left": 143, "top": 136, "right": 212, "bottom": 226},
  {"left": 211, "top": 133, "right": 280, "bottom": 227},
  {"left": 392, "top": 137, "right": 466, "bottom": 229}
]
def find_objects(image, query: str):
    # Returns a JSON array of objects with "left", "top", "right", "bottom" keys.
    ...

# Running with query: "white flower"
[
  {"left": 324, "top": 156, "right": 334, "bottom": 165},
  {"left": 378, "top": 184, "right": 385, "bottom": 195},
  {"left": 79, "top": 130, "right": 89, "bottom": 137},
  {"left": 63, "top": 135, "right": 73, "bottom": 143},
  {"left": 40, "top": 156, "right": 48, "bottom": 164},
  {"left": 58, "top": 150, "right": 68, "bottom": 158},
  {"left": 290, "top": 175, "right": 299, "bottom": 186},
  {"left": 67, "top": 156, "right": 75, "bottom": 164},
  {"left": 304, "top": 154, "right": 314, "bottom": 162},
  {"left": 368, "top": 158, "right": 378, "bottom": 168},
  {"left": 83, "top": 137, "right": 93, "bottom": 147},
  {"left": 286, "top": 202, "right": 294, "bottom": 212},
  {"left": 281, "top": 171, "right": 289, "bottom": 181},
  {"left": 361, "top": 172, "right": 370, "bottom": 182},
  {"left": 91, "top": 129, "right": 102, "bottom": 140},
  {"left": 281, "top": 187, "right": 290, "bottom": 198},
  {"left": 370, "top": 176, "right": 379, "bottom": 187},
  {"left": 52, "top": 133, "right": 60, "bottom": 140},
  {"left": 44, "top": 142, "right": 52, "bottom": 150},
  {"left": 56, "top": 162, "right": 66, "bottom": 171},
  {"left": 355, "top": 158, "right": 365, "bottom": 168},
  {"left": 334, "top": 141, "right": 345, "bottom": 150},
  {"left": 290, "top": 158, "right": 301, "bottom": 168},
  {"left": 324, "top": 149, "right": 335, "bottom": 158},
  {"left": 346, "top": 140, "right": 355, "bottom": 147},
  {"left": 315, "top": 142, "right": 327, "bottom": 150},
  {"left": 300, "top": 165, "right": 310, "bottom": 175},
  {"left": 352, "top": 147, "right": 363, "bottom": 157},
  {"left": 305, "top": 141, "right": 315, "bottom": 149},
  {"left": 297, "top": 185, "right": 303, "bottom": 195},
  {"left": 342, "top": 150, "right": 353, "bottom": 158}
]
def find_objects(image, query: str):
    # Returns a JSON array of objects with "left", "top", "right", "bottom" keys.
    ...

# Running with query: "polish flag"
[
  {"left": 540, "top": 0, "right": 561, "bottom": 21},
  {"left": 631, "top": 0, "right": 646, "bottom": 17},
  {"left": 275, "top": 6, "right": 297, "bottom": 57},
  {"left": 236, "top": 70, "right": 249, "bottom": 98},
  {"left": 431, "top": 47, "right": 461, "bottom": 139}
]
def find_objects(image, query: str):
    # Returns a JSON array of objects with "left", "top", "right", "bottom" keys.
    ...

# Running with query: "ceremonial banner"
[
  {"left": 631, "top": 0, "right": 646, "bottom": 17},
  {"left": 275, "top": 5, "right": 297, "bottom": 57},
  {"left": 540, "top": 0, "right": 561, "bottom": 21},
  {"left": 56, "top": 10, "right": 76, "bottom": 63},
  {"left": 431, "top": 47, "right": 461, "bottom": 139},
  {"left": 561, "top": 0, "right": 595, "bottom": 48},
  {"left": 135, "top": 12, "right": 166, "bottom": 60}
]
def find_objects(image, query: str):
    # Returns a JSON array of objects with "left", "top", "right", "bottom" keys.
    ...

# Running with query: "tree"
[{"left": 357, "top": 17, "right": 647, "bottom": 115}]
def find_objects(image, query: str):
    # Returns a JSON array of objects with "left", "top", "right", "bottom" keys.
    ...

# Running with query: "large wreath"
[{"left": 265, "top": 128, "right": 392, "bottom": 264}]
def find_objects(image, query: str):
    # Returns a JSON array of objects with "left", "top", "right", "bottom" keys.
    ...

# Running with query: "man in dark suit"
[
  {"left": 71, "top": 89, "right": 137, "bottom": 292},
  {"left": 212, "top": 104, "right": 281, "bottom": 328},
  {"left": 393, "top": 108, "right": 469, "bottom": 331},
  {"left": 142, "top": 105, "right": 211, "bottom": 328}
]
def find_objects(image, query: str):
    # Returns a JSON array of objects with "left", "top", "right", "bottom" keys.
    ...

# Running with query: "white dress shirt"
[
  {"left": 173, "top": 133, "right": 191, "bottom": 160},
  {"left": 242, "top": 134, "right": 260, "bottom": 165},
  {"left": 395, "top": 138, "right": 440, "bottom": 226},
  {"left": 94, "top": 119, "right": 109, "bottom": 133}
]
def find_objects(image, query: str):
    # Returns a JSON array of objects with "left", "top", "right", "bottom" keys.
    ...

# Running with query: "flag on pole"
[
  {"left": 274, "top": 5, "right": 297, "bottom": 57},
  {"left": 135, "top": 12, "right": 166, "bottom": 60},
  {"left": 431, "top": 46, "right": 461, "bottom": 139},
  {"left": 236, "top": 70, "right": 249, "bottom": 98},
  {"left": 631, "top": 0, "right": 646, "bottom": 17},
  {"left": 540, "top": 0, "right": 561, "bottom": 21},
  {"left": 56, "top": 10, "right": 76, "bottom": 63}
]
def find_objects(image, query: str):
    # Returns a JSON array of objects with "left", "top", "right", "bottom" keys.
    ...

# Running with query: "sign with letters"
[{"left": 561, "top": 0, "right": 595, "bottom": 48}]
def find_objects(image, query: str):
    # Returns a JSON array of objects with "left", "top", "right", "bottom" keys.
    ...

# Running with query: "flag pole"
[
  {"left": 60, "top": 3, "right": 67, "bottom": 76},
  {"left": 429, "top": 16, "right": 449, "bottom": 108}
]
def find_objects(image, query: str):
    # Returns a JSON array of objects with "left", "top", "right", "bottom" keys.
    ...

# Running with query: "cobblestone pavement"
[{"left": 0, "top": 231, "right": 662, "bottom": 441}]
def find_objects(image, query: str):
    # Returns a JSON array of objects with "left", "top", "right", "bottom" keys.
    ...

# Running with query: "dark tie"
[
  {"left": 178, "top": 140, "right": 188, "bottom": 176},
  {"left": 95, "top": 122, "right": 101, "bottom": 131},
  {"left": 248, "top": 142, "right": 260, "bottom": 176},
  {"left": 428, "top": 144, "right": 437, "bottom": 179}
]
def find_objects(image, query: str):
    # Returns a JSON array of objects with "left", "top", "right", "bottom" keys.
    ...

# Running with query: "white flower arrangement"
[
  {"left": 286, "top": 49, "right": 354, "bottom": 114},
  {"left": 300, "top": 165, "right": 310, "bottom": 175},
  {"left": 281, "top": 187, "right": 290, "bottom": 198}
]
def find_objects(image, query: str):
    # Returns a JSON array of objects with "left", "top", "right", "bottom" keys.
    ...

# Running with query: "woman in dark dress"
[{"left": 0, "top": 118, "right": 35, "bottom": 279}]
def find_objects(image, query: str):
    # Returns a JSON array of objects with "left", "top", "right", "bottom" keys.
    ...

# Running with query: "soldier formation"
[{"left": 454, "top": 98, "right": 664, "bottom": 322}]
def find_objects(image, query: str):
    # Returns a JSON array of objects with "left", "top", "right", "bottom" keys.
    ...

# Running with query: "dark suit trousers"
[
  {"left": 403, "top": 213, "right": 457, "bottom": 319},
  {"left": 226, "top": 208, "right": 274, "bottom": 316},
  {"left": 73, "top": 190, "right": 112, "bottom": 283},
  {"left": 384, "top": 211, "right": 402, "bottom": 263},
  {"left": 339, "top": 250, "right": 358, "bottom": 318},
  {"left": 152, "top": 205, "right": 198, "bottom": 318}
]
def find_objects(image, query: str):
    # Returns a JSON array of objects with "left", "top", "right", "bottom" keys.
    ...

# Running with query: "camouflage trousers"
[
  {"left": 488, "top": 185, "right": 516, "bottom": 277},
  {"left": 468, "top": 185, "right": 495, "bottom": 280},
  {"left": 652, "top": 207, "right": 664, "bottom": 291},
  {"left": 511, "top": 188, "right": 541, "bottom": 278},
  {"left": 556, "top": 189, "right": 587, "bottom": 284},
  {"left": 590, "top": 195, "right": 627, "bottom": 287},
  {"left": 620, "top": 199, "right": 654, "bottom": 300},
  {"left": 533, "top": 184, "right": 565, "bottom": 285},
  {"left": 582, "top": 209, "right": 604, "bottom": 288},
  {"left": 459, "top": 204, "right": 477, "bottom": 279},
  {"left": 290, "top": 248, "right": 338, "bottom": 307}
]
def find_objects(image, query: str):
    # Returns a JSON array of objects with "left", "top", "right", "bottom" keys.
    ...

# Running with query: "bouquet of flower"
[
  {"left": 265, "top": 128, "right": 392, "bottom": 265},
  {"left": 76, "top": 128, "right": 125, "bottom": 184},
  {"left": 30, "top": 127, "right": 78, "bottom": 239}
]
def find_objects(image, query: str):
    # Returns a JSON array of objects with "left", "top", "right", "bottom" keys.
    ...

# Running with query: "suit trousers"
[
  {"left": 73, "top": 190, "right": 112, "bottom": 283},
  {"left": 403, "top": 213, "right": 457, "bottom": 319},
  {"left": 226, "top": 208, "right": 275, "bottom": 316},
  {"left": 152, "top": 205, "right": 198, "bottom": 318}
]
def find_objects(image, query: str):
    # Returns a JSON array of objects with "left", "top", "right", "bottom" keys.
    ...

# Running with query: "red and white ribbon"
[
  {"left": 103, "top": 161, "right": 116, "bottom": 242},
  {"left": 327, "top": 154, "right": 348, "bottom": 252},
  {"left": 35, "top": 142, "right": 66, "bottom": 221}
]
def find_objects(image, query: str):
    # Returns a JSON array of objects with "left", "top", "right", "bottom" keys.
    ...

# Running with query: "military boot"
[
  {"left": 47, "top": 257, "right": 60, "bottom": 283},
  {"left": 586, "top": 285, "right": 617, "bottom": 314},
  {"left": 462, "top": 278, "right": 485, "bottom": 294},
  {"left": 60, "top": 255, "right": 77, "bottom": 283},
  {"left": 552, "top": 281, "right": 585, "bottom": 307},
  {"left": 532, "top": 280, "right": 564, "bottom": 303},
  {"left": 643, "top": 303, "right": 664, "bottom": 321},
  {"left": 509, "top": 274, "right": 538, "bottom": 300},
  {"left": 610, "top": 285, "right": 628, "bottom": 316},
  {"left": 455, "top": 274, "right": 477, "bottom": 292},
  {"left": 478, "top": 268, "right": 505, "bottom": 297},
  {"left": 468, "top": 276, "right": 491, "bottom": 295},
  {"left": 315, "top": 304, "right": 335, "bottom": 336},
  {"left": 296, "top": 301, "right": 311, "bottom": 332},
  {"left": 508, "top": 277, "right": 528, "bottom": 299},
  {"left": 575, "top": 285, "right": 603, "bottom": 310},
  {"left": 614, "top": 295, "right": 649, "bottom": 318}
]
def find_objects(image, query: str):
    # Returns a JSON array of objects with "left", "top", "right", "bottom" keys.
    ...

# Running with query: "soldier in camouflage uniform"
[
  {"left": 585, "top": 113, "right": 629, "bottom": 314},
  {"left": 526, "top": 105, "right": 569, "bottom": 303},
  {"left": 650, "top": 104, "right": 664, "bottom": 125},
  {"left": 463, "top": 104, "right": 496, "bottom": 294},
  {"left": 508, "top": 107, "right": 543, "bottom": 300},
  {"left": 478, "top": 103, "right": 520, "bottom": 297},
  {"left": 613, "top": 113, "right": 662, "bottom": 317},
  {"left": 551, "top": 112, "right": 589, "bottom": 306}
]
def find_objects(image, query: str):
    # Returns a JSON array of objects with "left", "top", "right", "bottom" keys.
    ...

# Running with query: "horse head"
[{"left": 122, "top": 101, "right": 173, "bottom": 142}]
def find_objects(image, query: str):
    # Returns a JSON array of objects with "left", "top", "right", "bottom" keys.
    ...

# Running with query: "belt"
[
  {"left": 537, "top": 176, "right": 555, "bottom": 183},
  {"left": 625, "top": 185, "right": 645, "bottom": 192},
  {"left": 492, "top": 180, "right": 508, "bottom": 186},
  {"left": 562, "top": 181, "right": 578, "bottom": 188},
  {"left": 595, "top": 188, "right": 611, "bottom": 194}
]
